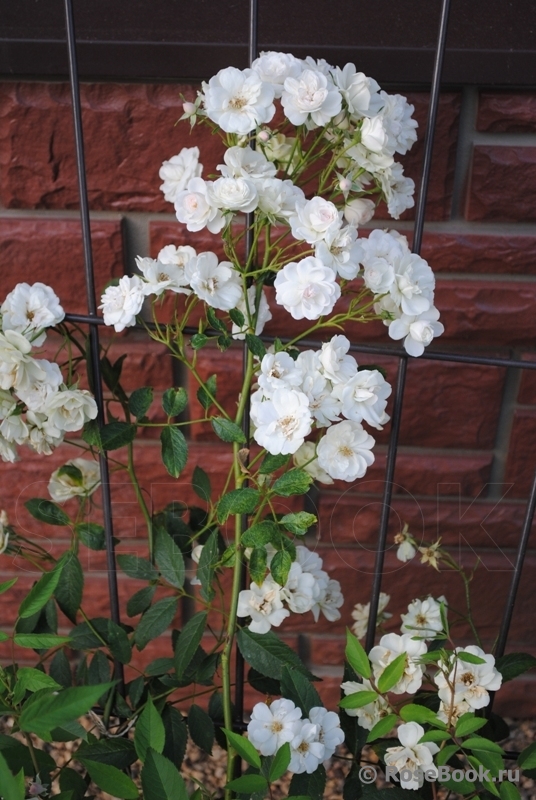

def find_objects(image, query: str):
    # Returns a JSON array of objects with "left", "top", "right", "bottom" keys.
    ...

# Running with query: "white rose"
[
  {"left": 1, "top": 282, "right": 64, "bottom": 346},
  {"left": 210, "top": 176, "right": 258, "bottom": 213},
  {"left": 274, "top": 257, "right": 340, "bottom": 321},
  {"left": 174, "top": 177, "right": 225, "bottom": 234},
  {"left": 48, "top": 458, "right": 101, "bottom": 503},
  {"left": 251, "top": 388, "right": 312, "bottom": 455},
  {"left": 282, "top": 68, "right": 342, "bottom": 128},
  {"left": 99, "top": 275, "right": 145, "bottom": 332},
  {"left": 187, "top": 252, "right": 243, "bottom": 311},
  {"left": 293, "top": 441, "right": 333, "bottom": 485},
  {"left": 316, "top": 420, "right": 375, "bottom": 482},
  {"left": 360, "top": 116, "right": 389, "bottom": 152},
  {"left": 289, "top": 197, "right": 342, "bottom": 245},
  {"left": 343, "top": 198, "right": 376, "bottom": 226},
  {"left": 332, "top": 64, "right": 383, "bottom": 118},
  {"left": 42, "top": 389, "right": 98, "bottom": 433},
  {"left": 202, "top": 66, "right": 275, "bottom": 134},
  {"left": 251, "top": 51, "right": 302, "bottom": 97},
  {"left": 159, "top": 147, "right": 203, "bottom": 204}
]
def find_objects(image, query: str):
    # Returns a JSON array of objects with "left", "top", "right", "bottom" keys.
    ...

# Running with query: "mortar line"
[
  {"left": 487, "top": 358, "right": 523, "bottom": 500},
  {"left": 450, "top": 85, "right": 479, "bottom": 219}
]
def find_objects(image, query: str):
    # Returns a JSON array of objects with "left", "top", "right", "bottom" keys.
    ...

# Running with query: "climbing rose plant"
[{"left": 0, "top": 50, "right": 534, "bottom": 800}]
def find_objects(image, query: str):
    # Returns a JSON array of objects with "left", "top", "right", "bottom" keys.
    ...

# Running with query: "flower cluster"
[
  {"left": 237, "top": 545, "right": 343, "bottom": 633},
  {"left": 250, "top": 335, "right": 389, "bottom": 480},
  {"left": 435, "top": 645, "right": 502, "bottom": 722},
  {"left": 0, "top": 284, "right": 97, "bottom": 462},
  {"left": 247, "top": 698, "right": 344, "bottom": 774}
]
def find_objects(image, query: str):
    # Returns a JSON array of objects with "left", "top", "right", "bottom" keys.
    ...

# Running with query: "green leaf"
[
  {"left": 259, "top": 453, "right": 290, "bottom": 474},
  {"left": 188, "top": 704, "right": 214, "bottom": 754},
  {"left": 50, "top": 650, "right": 72, "bottom": 687},
  {"left": 175, "top": 611, "right": 207, "bottom": 679},
  {"left": 457, "top": 650, "right": 487, "bottom": 665},
  {"left": 162, "top": 706, "right": 188, "bottom": 770},
  {"left": 241, "top": 520, "right": 278, "bottom": 548},
  {"left": 377, "top": 651, "right": 407, "bottom": 693},
  {"left": 129, "top": 386, "right": 154, "bottom": 419},
  {"left": 0, "top": 734, "right": 55, "bottom": 777},
  {"left": 455, "top": 712, "right": 488, "bottom": 737},
  {"left": 59, "top": 767, "right": 88, "bottom": 800},
  {"left": 419, "top": 729, "right": 451, "bottom": 743},
  {"left": 270, "top": 550, "right": 292, "bottom": 586},
  {"left": 500, "top": 782, "right": 522, "bottom": 800},
  {"left": 24, "top": 498, "right": 70, "bottom": 526},
  {"left": 196, "top": 374, "right": 217, "bottom": 411},
  {"left": 496, "top": 652, "right": 536, "bottom": 682},
  {"left": 57, "top": 463, "right": 84, "bottom": 483},
  {"left": 226, "top": 775, "right": 268, "bottom": 794},
  {"left": 245, "top": 333, "right": 266, "bottom": 359},
  {"left": 19, "top": 682, "right": 115, "bottom": 739},
  {"left": 14, "top": 633, "right": 71, "bottom": 649},
  {"left": 211, "top": 417, "right": 246, "bottom": 444},
  {"left": 366, "top": 713, "right": 397, "bottom": 742},
  {"left": 289, "top": 764, "right": 326, "bottom": 800},
  {"left": 192, "top": 466, "right": 211, "bottom": 502},
  {"left": 436, "top": 744, "right": 459, "bottom": 766},
  {"left": 80, "top": 759, "right": 138, "bottom": 799},
  {"left": 206, "top": 306, "right": 227, "bottom": 333},
  {"left": 280, "top": 512, "right": 317, "bottom": 535},
  {"left": 19, "top": 559, "right": 64, "bottom": 618},
  {"left": 400, "top": 703, "right": 446, "bottom": 728},
  {"left": 155, "top": 528, "right": 185, "bottom": 589},
  {"left": 249, "top": 546, "right": 268, "bottom": 585},
  {"left": 269, "top": 741, "right": 291, "bottom": 781},
  {"left": 127, "top": 585, "right": 156, "bottom": 617},
  {"left": 464, "top": 736, "right": 505, "bottom": 754},
  {"left": 197, "top": 529, "right": 219, "bottom": 602},
  {"left": 117, "top": 554, "right": 158, "bottom": 581},
  {"left": 0, "top": 751, "right": 24, "bottom": 800},
  {"left": 281, "top": 666, "right": 321, "bottom": 715},
  {"left": 191, "top": 332, "right": 209, "bottom": 349},
  {"left": 100, "top": 421, "right": 137, "bottom": 451},
  {"left": 135, "top": 597, "right": 178, "bottom": 651},
  {"left": 75, "top": 522, "right": 106, "bottom": 550},
  {"left": 70, "top": 618, "right": 132, "bottom": 664},
  {"left": 237, "top": 629, "right": 316, "bottom": 680},
  {"left": 345, "top": 629, "right": 371, "bottom": 679},
  {"left": 0, "top": 578, "right": 17, "bottom": 595},
  {"left": 82, "top": 419, "right": 102, "bottom": 447},
  {"left": 76, "top": 738, "right": 137, "bottom": 770},
  {"left": 162, "top": 387, "right": 188, "bottom": 417},
  {"left": 222, "top": 729, "right": 261, "bottom": 769},
  {"left": 272, "top": 468, "right": 313, "bottom": 497},
  {"left": 339, "top": 690, "right": 379, "bottom": 709},
  {"left": 229, "top": 307, "right": 245, "bottom": 328},
  {"left": 519, "top": 741, "right": 536, "bottom": 769},
  {"left": 54, "top": 553, "right": 84, "bottom": 623},
  {"left": 141, "top": 748, "right": 188, "bottom": 800},
  {"left": 13, "top": 667, "right": 60, "bottom": 702},
  {"left": 135, "top": 695, "right": 166, "bottom": 762},
  {"left": 161, "top": 426, "right": 188, "bottom": 478},
  {"left": 217, "top": 488, "right": 260, "bottom": 523}
]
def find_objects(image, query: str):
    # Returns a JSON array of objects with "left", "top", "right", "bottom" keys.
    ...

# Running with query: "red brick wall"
[{"left": 1, "top": 82, "right": 536, "bottom": 715}]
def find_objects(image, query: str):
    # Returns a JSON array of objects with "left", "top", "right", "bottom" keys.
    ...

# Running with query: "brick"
[
  {"left": 421, "top": 231, "right": 536, "bottom": 276},
  {"left": 477, "top": 92, "right": 536, "bottom": 133},
  {"left": 504, "top": 408, "right": 536, "bottom": 498},
  {"left": 466, "top": 146, "right": 536, "bottom": 222},
  {"left": 518, "top": 354, "right": 536, "bottom": 405},
  {"left": 374, "top": 93, "right": 461, "bottom": 222},
  {"left": 0, "top": 83, "right": 225, "bottom": 212},
  {"left": 0, "top": 218, "right": 123, "bottom": 312}
]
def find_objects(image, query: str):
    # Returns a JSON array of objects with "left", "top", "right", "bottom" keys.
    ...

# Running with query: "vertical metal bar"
[
  {"left": 63, "top": 0, "right": 124, "bottom": 687},
  {"left": 365, "top": 0, "right": 451, "bottom": 651}
]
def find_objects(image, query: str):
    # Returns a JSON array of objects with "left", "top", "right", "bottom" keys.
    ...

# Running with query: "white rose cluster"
[
  {"left": 247, "top": 698, "right": 344, "bottom": 774},
  {"left": 0, "top": 284, "right": 97, "bottom": 462},
  {"left": 250, "top": 334, "right": 390, "bottom": 481},
  {"left": 237, "top": 545, "right": 343, "bottom": 634},
  {"left": 435, "top": 645, "right": 502, "bottom": 722}
]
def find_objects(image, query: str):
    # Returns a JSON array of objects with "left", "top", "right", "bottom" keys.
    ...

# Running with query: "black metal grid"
[{"left": 60, "top": 0, "right": 535, "bottom": 744}]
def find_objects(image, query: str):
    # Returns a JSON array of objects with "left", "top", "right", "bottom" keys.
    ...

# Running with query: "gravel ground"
[{"left": 2, "top": 717, "right": 534, "bottom": 799}]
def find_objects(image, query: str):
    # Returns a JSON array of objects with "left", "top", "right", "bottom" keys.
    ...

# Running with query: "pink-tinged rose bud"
[
  {"left": 257, "top": 130, "right": 270, "bottom": 142},
  {"left": 339, "top": 177, "right": 352, "bottom": 193},
  {"left": 29, "top": 784, "right": 46, "bottom": 797},
  {"left": 344, "top": 198, "right": 375, "bottom": 226},
  {"left": 182, "top": 101, "right": 197, "bottom": 116}
]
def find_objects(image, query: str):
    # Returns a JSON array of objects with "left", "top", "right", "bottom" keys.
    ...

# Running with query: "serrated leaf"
[
  {"left": 270, "top": 550, "right": 292, "bottom": 586},
  {"left": 464, "top": 736, "right": 505, "bottom": 754},
  {"left": 272, "top": 468, "right": 312, "bottom": 497},
  {"left": 135, "top": 695, "right": 166, "bottom": 762},
  {"left": 191, "top": 332, "right": 209, "bottom": 349},
  {"left": 339, "top": 690, "right": 379, "bottom": 709},
  {"left": 345, "top": 629, "right": 371, "bottom": 679},
  {"left": 117, "top": 554, "right": 158, "bottom": 581},
  {"left": 50, "top": 650, "right": 72, "bottom": 687},
  {"left": 211, "top": 416, "right": 246, "bottom": 444},
  {"left": 70, "top": 617, "right": 131, "bottom": 664},
  {"left": 206, "top": 306, "right": 227, "bottom": 333},
  {"left": 58, "top": 463, "right": 83, "bottom": 483},
  {"left": 25, "top": 498, "right": 70, "bottom": 526},
  {"left": 19, "top": 559, "right": 64, "bottom": 619},
  {"left": 259, "top": 453, "right": 290, "bottom": 474},
  {"left": 197, "top": 529, "right": 219, "bottom": 602},
  {"left": 129, "top": 386, "right": 153, "bottom": 419},
  {"left": 197, "top": 374, "right": 217, "bottom": 411},
  {"left": 457, "top": 650, "right": 487, "bottom": 665},
  {"left": 135, "top": 597, "right": 178, "bottom": 651},
  {"left": 245, "top": 333, "right": 266, "bottom": 359},
  {"left": 55, "top": 553, "right": 83, "bottom": 623},
  {"left": 366, "top": 713, "right": 397, "bottom": 742},
  {"left": 400, "top": 703, "right": 446, "bottom": 728},
  {"left": 19, "top": 682, "right": 114, "bottom": 739},
  {"left": 162, "top": 706, "right": 187, "bottom": 770},
  {"left": 500, "top": 782, "right": 522, "bottom": 800},
  {"left": 280, "top": 512, "right": 317, "bottom": 535},
  {"left": 455, "top": 712, "right": 488, "bottom": 737},
  {"left": 496, "top": 652, "right": 536, "bottom": 682},
  {"left": 175, "top": 611, "right": 207, "bottom": 679},
  {"left": 14, "top": 633, "right": 71, "bottom": 649},
  {"left": 141, "top": 748, "right": 188, "bottom": 800},
  {"left": 237, "top": 628, "right": 316, "bottom": 680},
  {"left": 76, "top": 738, "right": 137, "bottom": 770},
  {"left": 75, "top": 522, "right": 106, "bottom": 550},
  {"left": 436, "top": 744, "right": 459, "bottom": 766},
  {"left": 377, "top": 651, "right": 407, "bottom": 693},
  {"left": 217, "top": 488, "right": 260, "bottom": 523},
  {"left": 242, "top": 520, "right": 278, "bottom": 548},
  {"left": 229, "top": 307, "right": 245, "bottom": 327},
  {"left": 13, "top": 667, "right": 60, "bottom": 704},
  {"left": 155, "top": 528, "right": 185, "bottom": 589},
  {"left": 281, "top": 666, "right": 321, "bottom": 716},
  {"left": 59, "top": 767, "right": 87, "bottom": 799},
  {"left": 81, "top": 759, "right": 138, "bottom": 799},
  {"left": 100, "top": 421, "right": 137, "bottom": 451},
  {"left": 226, "top": 775, "right": 268, "bottom": 793},
  {"left": 82, "top": 419, "right": 102, "bottom": 447},
  {"left": 162, "top": 387, "right": 188, "bottom": 417},
  {"left": 222, "top": 728, "right": 261, "bottom": 769},
  {"left": 161, "top": 426, "right": 188, "bottom": 478},
  {"left": 192, "top": 466, "right": 211, "bottom": 502},
  {"left": 419, "top": 729, "right": 451, "bottom": 743},
  {"left": 188, "top": 704, "right": 214, "bottom": 754},
  {"left": 249, "top": 546, "right": 268, "bottom": 585},
  {"left": 127, "top": 585, "right": 156, "bottom": 617},
  {"left": 519, "top": 741, "right": 536, "bottom": 769},
  {"left": 0, "top": 751, "right": 24, "bottom": 800}
]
